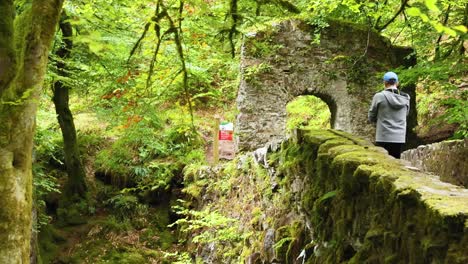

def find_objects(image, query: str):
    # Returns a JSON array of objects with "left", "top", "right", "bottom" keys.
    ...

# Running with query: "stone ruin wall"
[
  {"left": 235, "top": 19, "right": 417, "bottom": 151},
  {"left": 402, "top": 139, "right": 468, "bottom": 188}
]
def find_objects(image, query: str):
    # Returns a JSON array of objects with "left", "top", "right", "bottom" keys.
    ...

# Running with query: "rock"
[
  {"left": 245, "top": 252, "right": 261, "bottom": 264},
  {"left": 263, "top": 228, "right": 276, "bottom": 262},
  {"left": 402, "top": 139, "right": 468, "bottom": 187},
  {"left": 199, "top": 242, "right": 217, "bottom": 264}
]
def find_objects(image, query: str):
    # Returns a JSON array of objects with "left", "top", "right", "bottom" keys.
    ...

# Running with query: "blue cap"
[{"left": 383, "top": 71, "right": 398, "bottom": 82}]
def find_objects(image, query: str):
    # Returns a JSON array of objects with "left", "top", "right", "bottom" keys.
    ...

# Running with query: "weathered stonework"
[
  {"left": 186, "top": 129, "right": 468, "bottom": 263},
  {"left": 402, "top": 139, "right": 468, "bottom": 188},
  {"left": 293, "top": 130, "right": 468, "bottom": 263},
  {"left": 236, "top": 19, "right": 417, "bottom": 151}
]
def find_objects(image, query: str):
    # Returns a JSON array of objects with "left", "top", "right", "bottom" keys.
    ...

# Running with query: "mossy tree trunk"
[
  {"left": 0, "top": 1, "right": 64, "bottom": 263},
  {"left": 52, "top": 13, "right": 87, "bottom": 198}
]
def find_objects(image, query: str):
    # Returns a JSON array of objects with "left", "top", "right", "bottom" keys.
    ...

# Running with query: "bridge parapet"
[
  {"left": 289, "top": 129, "right": 468, "bottom": 263},
  {"left": 402, "top": 139, "right": 468, "bottom": 188}
]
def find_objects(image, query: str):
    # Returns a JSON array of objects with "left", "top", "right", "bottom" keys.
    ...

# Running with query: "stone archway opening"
[
  {"left": 235, "top": 19, "right": 417, "bottom": 152},
  {"left": 286, "top": 95, "right": 332, "bottom": 131}
]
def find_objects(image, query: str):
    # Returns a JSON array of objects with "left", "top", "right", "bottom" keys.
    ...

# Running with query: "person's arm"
[
  {"left": 400, "top": 91, "right": 411, "bottom": 116},
  {"left": 406, "top": 94, "right": 410, "bottom": 116},
  {"left": 368, "top": 94, "right": 379, "bottom": 123}
]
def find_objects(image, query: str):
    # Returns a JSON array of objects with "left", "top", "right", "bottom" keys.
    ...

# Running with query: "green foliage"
[
  {"left": 399, "top": 58, "right": 468, "bottom": 138},
  {"left": 273, "top": 221, "right": 306, "bottom": 263},
  {"left": 101, "top": 250, "right": 147, "bottom": 264},
  {"left": 34, "top": 108, "right": 64, "bottom": 165},
  {"left": 105, "top": 194, "right": 148, "bottom": 220},
  {"left": 312, "top": 190, "right": 339, "bottom": 239},
  {"left": 56, "top": 198, "right": 91, "bottom": 226},
  {"left": 317, "top": 190, "right": 338, "bottom": 203},
  {"left": 398, "top": 60, "right": 468, "bottom": 87},
  {"left": 170, "top": 205, "right": 243, "bottom": 245},
  {"left": 286, "top": 96, "right": 331, "bottom": 130},
  {"left": 33, "top": 107, "right": 62, "bottom": 230},
  {"left": 33, "top": 164, "right": 60, "bottom": 229},
  {"left": 243, "top": 62, "right": 273, "bottom": 85},
  {"left": 404, "top": 1, "right": 467, "bottom": 37},
  {"left": 441, "top": 96, "right": 468, "bottom": 139},
  {"left": 38, "top": 224, "right": 65, "bottom": 264},
  {"left": 94, "top": 104, "right": 205, "bottom": 193},
  {"left": 161, "top": 252, "right": 193, "bottom": 264}
]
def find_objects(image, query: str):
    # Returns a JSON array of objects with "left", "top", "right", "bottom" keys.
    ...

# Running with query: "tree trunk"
[
  {"left": 459, "top": 3, "right": 468, "bottom": 56},
  {"left": 434, "top": 5, "right": 451, "bottom": 61},
  {"left": 52, "top": 14, "right": 87, "bottom": 198},
  {"left": 0, "top": 1, "right": 64, "bottom": 263}
]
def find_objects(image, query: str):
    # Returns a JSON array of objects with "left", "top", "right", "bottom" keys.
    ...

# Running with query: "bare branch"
[
  {"left": 434, "top": 4, "right": 452, "bottom": 61},
  {"left": 375, "top": 0, "right": 409, "bottom": 32},
  {"left": 127, "top": 22, "right": 151, "bottom": 64}
]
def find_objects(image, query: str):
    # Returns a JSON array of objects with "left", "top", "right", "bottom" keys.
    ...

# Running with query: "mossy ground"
[
  {"left": 36, "top": 134, "right": 183, "bottom": 263},
  {"left": 34, "top": 109, "right": 198, "bottom": 263},
  {"left": 38, "top": 192, "right": 180, "bottom": 263}
]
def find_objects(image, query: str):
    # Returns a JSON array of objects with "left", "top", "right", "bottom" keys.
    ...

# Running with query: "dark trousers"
[{"left": 376, "top": 142, "right": 403, "bottom": 159}]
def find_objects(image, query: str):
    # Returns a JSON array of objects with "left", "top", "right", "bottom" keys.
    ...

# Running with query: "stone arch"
[
  {"left": 294, "top": 91, "right": 337, "bottom": 129},
  {"left": 285, "top": 94, "right": 333, "bottom": 130},
  {"left": 235, "top": 19, "right": 416, "bottom": 151}
]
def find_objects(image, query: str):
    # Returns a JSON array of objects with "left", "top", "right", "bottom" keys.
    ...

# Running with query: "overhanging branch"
[{"left": 375, "top": 0, "right": 409, "bottom": 32}]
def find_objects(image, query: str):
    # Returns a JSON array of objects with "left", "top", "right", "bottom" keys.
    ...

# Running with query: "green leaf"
[
  {"left": 433, "top": 22, "right": 444, "bottom": 33},
  {"left": 406, "top": 7, "right": 421, "bottom": 17},
  {"left": 318, "top": 190, "right": 337, "bottom": 203},
  {"left": 432, "top": 21, "right": 458, "bottom": 36},
  {"left": 453, "top": 25, "right": 468, "bottom": 33},
  {"left": 420, "top": 13, "right": 430, "bottom": 22},
  {"left": 424, "top": 0, "right": 440, "bottom": 12},
  {"left": 89, "top": 42, "right": 104, "bottom": 54},
  {"left": 443, "top": 27, "right": 457, "bottom": 37}
]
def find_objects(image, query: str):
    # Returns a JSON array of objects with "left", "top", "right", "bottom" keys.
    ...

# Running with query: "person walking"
[{"left": 368, "top": 71, "right": 410, "bottom": 158}]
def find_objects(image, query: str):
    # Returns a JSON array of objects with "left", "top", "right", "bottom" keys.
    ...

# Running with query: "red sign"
[{"left": 219, "top": 130, "right": 233, "bottom": 141}]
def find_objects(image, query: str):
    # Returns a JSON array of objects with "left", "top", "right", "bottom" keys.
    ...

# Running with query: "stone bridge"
[
  {"left": 193, "top": 129, "right": 468, "bottom": 263},
  {"left": 211, "top": 19, "right": 468, "bottom": 263},
  {"left": 235, "top": 19, "right": 418, "bottom": 151},
  {"left": 265, "top": 129, "right": 468, "bottom": 263}
]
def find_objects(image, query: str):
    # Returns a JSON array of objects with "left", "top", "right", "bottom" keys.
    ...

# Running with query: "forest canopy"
[{"left": 54, "top": 0, "right": 467, "bottom": 137}]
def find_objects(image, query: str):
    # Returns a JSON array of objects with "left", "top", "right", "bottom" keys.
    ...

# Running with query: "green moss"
[
  {"left": 243, "top": 62, "right": 274, "bottom": 89},
  {"left": 317, "top": 137, "right": 354, "bottom": 154},
  {"left": 244, "top": 25, "right": 283, "bottom": 58},
  {"left": 56, "top": 197, "right": 90, "bottom": 226},
  {"left": 69, "top": 239, "right": 155, "bottom": 264},
  {"left": 103, "top": 250, "right": 147, "bottom": 264},
  {"left": 38, "top": 225, "right": 65, "bottom": 264},
  {"left": 273, "top": 221, "right": 306, "bottom": 263},
  {"left": 301, "top": 129, "right": 339, "bottom": 146},
  {"left": 281, "top": 129, "right": 468, "bottom": 263},
  {"left": 95, "top": 216, "right": 132, "bottom": 233}
]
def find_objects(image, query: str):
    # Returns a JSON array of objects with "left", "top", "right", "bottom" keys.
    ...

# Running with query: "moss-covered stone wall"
[
  {"left": 281, "top": 129, "right": 468, "bottom": 263},
  {"left": 185, "top": 129, "right": 468, "bottom": 263},
  {"left": 402, "top": 139, "right": 468, "bottom": 188}
]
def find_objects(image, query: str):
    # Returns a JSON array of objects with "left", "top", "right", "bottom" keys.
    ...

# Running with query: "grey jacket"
[{"left": 368, "top": 88, "right": 410, "bottom": 143}]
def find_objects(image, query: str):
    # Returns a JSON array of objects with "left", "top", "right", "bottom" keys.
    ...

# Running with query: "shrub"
[{"left": 105, "top": 194, "right": 148, "bottom": 221}]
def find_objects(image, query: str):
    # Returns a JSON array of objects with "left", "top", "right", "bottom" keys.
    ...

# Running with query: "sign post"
[
  {"left": 218, "top": 121, "right": 235, "bottom": 160},
  {"left": 213, "top": 117, "right": 220, "bottom": 165}
]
